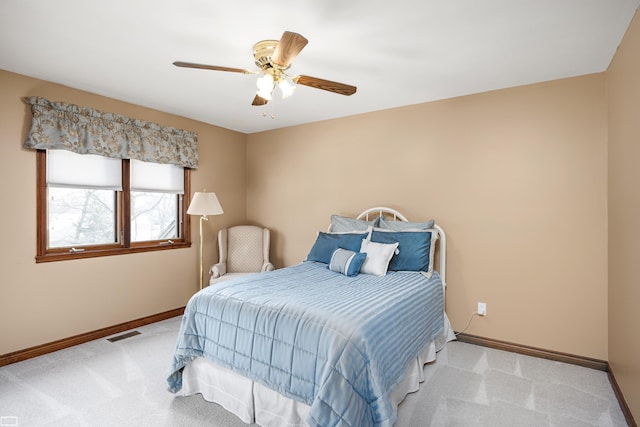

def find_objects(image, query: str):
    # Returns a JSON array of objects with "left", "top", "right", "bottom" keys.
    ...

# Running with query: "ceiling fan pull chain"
[{"left": 269, "top": 95, "right": 276, "bottom": 119}]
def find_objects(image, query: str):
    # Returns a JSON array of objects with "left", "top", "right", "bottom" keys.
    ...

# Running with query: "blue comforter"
[{"left": 167, "top": 261, "right": 444, "bottom": 427}]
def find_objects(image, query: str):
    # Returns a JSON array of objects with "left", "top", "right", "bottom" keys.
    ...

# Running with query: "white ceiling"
[{"left": 1, "top": 0, "right": 638, "bottom": 134}]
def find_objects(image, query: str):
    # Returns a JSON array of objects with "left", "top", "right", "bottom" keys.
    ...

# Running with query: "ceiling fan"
[{"left": 173, "top": 31, "right": 357, "bottom": 106}]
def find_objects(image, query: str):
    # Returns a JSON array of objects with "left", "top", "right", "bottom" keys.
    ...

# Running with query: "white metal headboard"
[{"left": 356, "top": 207, "right": 447, "bottom": 288}]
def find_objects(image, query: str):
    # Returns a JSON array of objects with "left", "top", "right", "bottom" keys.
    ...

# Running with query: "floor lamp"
[{"left": 187, "top": 192, "right": 224, "bottom": 290}]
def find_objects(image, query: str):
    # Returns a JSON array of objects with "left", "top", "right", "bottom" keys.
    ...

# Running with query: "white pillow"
[{"left": 359, "top": 239, "right": 399, "bottom": 276}]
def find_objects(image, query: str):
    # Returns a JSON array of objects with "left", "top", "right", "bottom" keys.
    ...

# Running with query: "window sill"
[{"left": 35, "top": 241, "right": 191, "bottom": 263}]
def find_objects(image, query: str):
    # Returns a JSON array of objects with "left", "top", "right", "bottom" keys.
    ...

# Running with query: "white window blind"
[
  {"left": 131, "top": 159, "right": 184, "bottom": 194},
  {"left": 47, "top": 149, "right": 122, "bottom": 190}
]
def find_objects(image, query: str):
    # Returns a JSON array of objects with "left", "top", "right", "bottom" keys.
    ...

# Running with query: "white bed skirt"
[{"left": 179, "top": 313, "right": 455, "bottom": 426}]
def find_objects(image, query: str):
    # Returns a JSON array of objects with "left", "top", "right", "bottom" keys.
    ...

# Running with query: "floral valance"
[{"left": 22, "top": 96, "right": 198, "bottom": 168}]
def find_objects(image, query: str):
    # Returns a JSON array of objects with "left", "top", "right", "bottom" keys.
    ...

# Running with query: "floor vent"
[{"left": 106, "top": 331, "right": 141, "bottom": 343}]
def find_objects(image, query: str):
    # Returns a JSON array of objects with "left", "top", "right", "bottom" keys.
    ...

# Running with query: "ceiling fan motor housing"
[{"left": 253, "top": 40, "right": 281, "bottom": 69}]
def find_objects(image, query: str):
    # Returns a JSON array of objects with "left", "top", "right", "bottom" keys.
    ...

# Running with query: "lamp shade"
[{"left": 187, "top": 192, "right": 224, "bottom": 216}]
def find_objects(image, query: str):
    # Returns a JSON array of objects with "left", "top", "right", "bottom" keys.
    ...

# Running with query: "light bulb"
[
  {"left": 256, "top": 72, "right": 274, "bottom": 101},
  {"left": 256, "top": 73, "right": 274, "bottom": 91},
  {"left": 278, "top": 78, "right": 296, "bottom": 98}
]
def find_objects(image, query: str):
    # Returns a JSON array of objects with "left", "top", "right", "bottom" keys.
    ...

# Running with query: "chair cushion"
[{"left": 227, "top": 226, "right": 265, "bottom": 273}]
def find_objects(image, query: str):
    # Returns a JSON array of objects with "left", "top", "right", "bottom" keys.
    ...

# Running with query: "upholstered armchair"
[{"left": 209, "top": 225, "right": 274, "bottom": 285}]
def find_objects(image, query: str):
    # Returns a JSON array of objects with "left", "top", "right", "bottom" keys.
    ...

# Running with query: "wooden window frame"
[{"left": 35, "top": 150, "right": 191, "bottom": 263}]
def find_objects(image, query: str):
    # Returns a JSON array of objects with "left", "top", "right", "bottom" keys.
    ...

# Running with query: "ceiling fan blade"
[
  {"left": 271, "top": 31, "right": 308, "bottom": 68},
  {"left": 293, "top": 75, "right": 357, "bottom": 96},
  {"left": 173, "top": 61, "right": 254, "bottom": 74},
  {"left": 252, "top": 94, "right": 269, "bottom": 106}
]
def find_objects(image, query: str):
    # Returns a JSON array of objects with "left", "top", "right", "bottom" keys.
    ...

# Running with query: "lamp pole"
[
  {"left": 187, "top": 192, "right": 224, "bottom": 290},
  {"left": 197, "top": 214, "right": 208, "bottom": 290}
]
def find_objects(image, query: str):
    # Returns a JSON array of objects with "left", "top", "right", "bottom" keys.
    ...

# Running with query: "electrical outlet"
[{"left": 477, "top": 302, "right": 487, "bottom": 316}]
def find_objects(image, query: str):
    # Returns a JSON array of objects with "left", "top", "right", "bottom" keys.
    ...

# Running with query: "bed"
[{"left": 167, "top": 207, "right": 455, "bottom": 426}]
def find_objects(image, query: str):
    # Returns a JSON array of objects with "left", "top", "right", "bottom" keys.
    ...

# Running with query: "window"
[
  {"left": 36, "top": 150, "right": 191, "bottom": 262},
  {"left": 129, "top": 158, "right": 185, "bottom": 243},
  {"left": 23, "top": 98, "right": 198, "bottom": 262}
]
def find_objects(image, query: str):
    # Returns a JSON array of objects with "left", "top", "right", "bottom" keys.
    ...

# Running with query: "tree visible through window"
[
  {"left": 48, "top": 188, "right": 117, "bottom": 247},
  {"left": 131, "top": 191, "right": 179, "bottom": 242}
]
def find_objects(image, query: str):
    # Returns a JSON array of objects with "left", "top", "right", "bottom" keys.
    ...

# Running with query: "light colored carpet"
[{"left": 0, "top": 317, "right": 627, "bottom": 426}]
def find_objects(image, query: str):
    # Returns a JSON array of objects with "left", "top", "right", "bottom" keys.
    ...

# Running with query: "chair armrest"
[
  {"left": 262, "top": 262, "right": 274, "bottom": 272},
  {"left": 210, "top": 262, "right": 226, "bottom": 278}
]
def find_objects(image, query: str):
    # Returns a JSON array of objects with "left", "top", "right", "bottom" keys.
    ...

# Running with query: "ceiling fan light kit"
[
  {"left": 174, "top": 31, "right": 357, "bottom": 107},
  {"left": 255, "top": 68, "right": 296, "bottom": 101}
]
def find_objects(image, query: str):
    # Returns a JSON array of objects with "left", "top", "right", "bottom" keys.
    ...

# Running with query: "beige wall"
[
  {"left": 607, "top": 10, "right": 640, "bottom": 420},
  {"left": 0, "top": 70, "right": 247, "bottom": 355},
  {"left": 247, "top": 74, "right": 609, "bottom": 360}
]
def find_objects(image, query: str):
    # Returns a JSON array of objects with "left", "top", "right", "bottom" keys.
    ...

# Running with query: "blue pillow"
[
  {"left": 370, "top": 229, "right": 435, "bottom": 272},
  {"left": 329, "top": 248, "right": 366, "bottom": 277},
  {"left": 377, "top": 216, "right": 435, "bottom": 231},
  {"left": 307, "top": 232, "right": 369, "bottom": 264}
]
